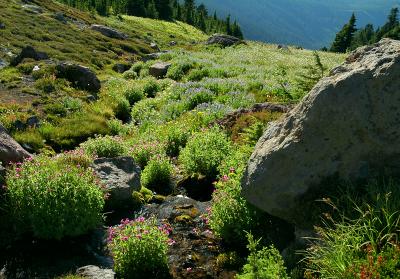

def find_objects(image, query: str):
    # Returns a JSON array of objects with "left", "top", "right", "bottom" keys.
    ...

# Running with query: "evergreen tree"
[
  {"left": 376, "top": 7, "right": 399, "bottom": 40},
  {"left": 126, "top": 0, "right": 146, "bottom": 17},
  {"left": 184, "top": 0, "right": 195, "bottom": 25},
  {"left": 226, "top": 15, "right": 232, "bottom": 35},
  {"left": 146, "top": 0, "right": 159, "bottom": 19},
  {"left": 155, "top": 0, "right": 172, "bottom": 20},
  {"left": 330, "top": 13, "right": 357, "bottom": 53},
  {"left": 232, "top": 20, "right": 244, "bottom": 39}
]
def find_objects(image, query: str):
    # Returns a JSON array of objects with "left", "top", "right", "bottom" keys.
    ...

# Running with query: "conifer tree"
[{"left": 330, "top": 13, "right": 357, "bottom": 53}]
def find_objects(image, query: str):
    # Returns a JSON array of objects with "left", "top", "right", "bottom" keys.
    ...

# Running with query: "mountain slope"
[{"left": 199, "top": 0, "right": 400, "bottom": 49}]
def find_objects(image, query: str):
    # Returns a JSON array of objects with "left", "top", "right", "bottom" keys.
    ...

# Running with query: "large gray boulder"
[
  {"left": 149, "top": 62, "right": 171, "bottom": 78},
  {"left": 76, "top": 265, "right": 115, "bottom": 279},
  {"left": 11, "top": 46, "right": 49, "bottom": 66},
  {"left": 205, "top": 34, "right": 242, "bottom": 47},
  {"left": 90, "top": 24, "right": 128, "bottom": 40},
  {"left": 0, "top": 124, "right": 31, "bottom": 166},
  {"left": 92, "top": 156, "right": 141, "bottom": 209},
  {"left": 242, "top": 39, "right": 400, "bottom": 228},
  {"left": 55, "top": 62, "right": 101, "bottom": 93}
]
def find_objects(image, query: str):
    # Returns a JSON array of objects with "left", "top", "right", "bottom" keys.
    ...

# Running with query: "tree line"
[
  {"left": 57, "top": 0, "right": 243, "bottom": 38},
  {"left": 329, "top": 7, "right": 399, "bottom": 53}
]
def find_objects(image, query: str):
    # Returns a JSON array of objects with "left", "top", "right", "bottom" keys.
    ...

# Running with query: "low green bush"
[
  {"left": 236, "top": 233, "right": 289, "bottom": 279},
  {"left": 14, "top": 129, "right": 46, "bottom": 152},
  {"left": 163, "top": 124, "right": 191, "bottom": 157},
  {"left": 166, "top": 60, "right": 196, "bottom": 80},
  {"left": 107, "top": 118, "right": 130, "bottom": 136},
  {"left": 81, "top": 135, "right": 126, "bottom": 158},
  {"left": 141, "top": 156, "right": 173, "bottom": 194},
  {"left": 179, "top": 128, "right": 232, "bottom": 178},
  {"left": 124, "top": 85, "right": 144, "bottom": 105},
  {"left": 6, "top": 156, "right": 104, "bottom": 239},
  {"left": 129, "top": 140, "right": 166, "bottom": 169},
  {"left": 142, "top": 77, "right": 160, "bottom": 98},
  {"left": 113, "top": 96, "right": 131, "bottom": 122},
  {"left": 107, "top": 217, "right": 171, "bottom": 278}
]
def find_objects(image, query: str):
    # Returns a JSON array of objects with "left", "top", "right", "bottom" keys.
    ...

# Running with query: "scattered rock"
[
  {"left": 11, "top": 46, "right": 49, "bottom": 66},
  {"left": 21, "top": 4, "right": 43, "bottom": 14},
  {"left": 150, "top": 42, "right": 160, "bottom": 51},
  {"left": 55, "top": 62, "right": 101, "bottom": 92},
  {"left": 0, "top": 59, "right": 7, "bottom": 70},
  {"left": 141, "top": 51, "right": 169, "bottom": 62},
  {"left": 92, "top": 156, "right": 141, "bottom": 210},
  {"left": 53, "top": 12, "right": 67, "bottom": 23},
  {"left": 32, "top": 65, "right": 40, "bottom": 71},
  {"left": 112, "top": 63, "right": 131, "bottom": 73},
  {"left": 13, "top": 120, "right": 26, "bottom": 131},
  {"left": 0, "top": 124, "right": 31, "bottom": 166},
  {"left": 206, "top": 33, "right": 242, "bottom": 47},
  {"left": 0, "top": 22, "right": 5, "bottom": 30},
  {"left": 149, "top": 62, "right": 171, "bottom": 78},
  {"left": 26, "top": 116, "right": 40, "bottom": 128},
  {"left": 242, "top": 39, "right": 400, "bottom": 228},
  {"left": 86, "top": 95, "right": 97, "bottom": 102},
  {"left": 76, "top": 265, "right": 115, "bottom": 279},
  {"left": 90, "top": 24, "right": 128, "bottom": 40},
  {"left": 277, "top": 44, "right": 289, "bottom": 50},
  {"left": 169, "top": 41, "right": 177, "bottom": 46}
]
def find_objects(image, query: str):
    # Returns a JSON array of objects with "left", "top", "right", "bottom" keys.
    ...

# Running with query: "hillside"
[{"left": 198, "top": 0, "right": 400, "bottom": 49}]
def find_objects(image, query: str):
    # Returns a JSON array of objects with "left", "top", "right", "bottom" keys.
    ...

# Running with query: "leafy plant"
[
  {"left": 81, "top": 135, "right": 126, "bottom": 158},
  {"left": 107, "top": 217, "right": 171, "bottom": 279},
  {"left": 236, "top": 232, "right": 289, "bottom": 279},
  {"left": 179, "top": 128, "right": 232, "bottom": 178},
  {"left": 141, "top": 156, "right": 173, "bottom": 194},
  {"left": 6, "top": 156, "right": 104, "bottom": 239}
]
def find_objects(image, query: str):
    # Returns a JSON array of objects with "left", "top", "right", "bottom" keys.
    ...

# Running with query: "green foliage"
[
  {"left": 124, "top": 85, "right": 145, "bottom": 105},
  {"left": 107, "top": 217, "right": 170, "bottom": 279},
  {"left": 142, "top": 77, "right": 160, "bottom": 98},
  {"left": 113, "top": 96, "right": 131, "bottom": 122},
  {"left": 305, "top": 179, "right": 400, "bottom": 279},
  {"left": 141, "top": 156, "right": 173, "bottom": 193},
  {"left": 129, "top": 141, "right": 166, "bottom": 169},
  {"left": 179, "top": 128, "right": 232, "bottom": 178},
  {"left": 81, "top": 135, "right": 127, "bottom": 158},
  {"left": 330, "top": 13, "right": 357, "bottom": 53},
  {"left": 107, "top": 118, "right": 130, "bottom": 136},
  {"left": 296, "top": 51, "right": 327, "bottom": 93},
  {"left": 236, "top": 233, "right": 289, "bottom": 279},
  {"left": 14, "top": 129, "right": 46, "bottom": 152},
  {"left": 6, "top": 156, "right": 104, "bottom": 239},
  {"left": 166, "top": 60, "right": 196, "bottom": 80},
  {"left": 163, "top": 124, "right": 191, "bottom": 157}
]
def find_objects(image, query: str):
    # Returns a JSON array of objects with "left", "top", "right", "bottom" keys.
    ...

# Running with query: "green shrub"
[
  {"left": 55, "top": 149, "right": 94, "bottom": 169},
  {"left": 107, "top": 118, "right": 130, "bottom": 136},
  {"left": 142, "top": 77, "right": 160, "bottom": 98},
  {"left": 163, "top": 124, "right": 191, "bottom": 157},
  {"left": 124, "top": 85, "right": 144, "bottom": 105},
  {"left": 123, "top": 69, "right": 138, "bottom": 80},
  {"left": 107, "top": 217, "right": 171, "bottom": 278},
  {"left": 129, "top": 141, "right": 166, "bottom": 169},
  {"left": 141, "top": 156, "right": 173, "bottom": 194},
  {"left": 305, "top": 179, "right": 400, "bottom": 279},
  {"left": 6, "top": 156, "right": 104, "bottom": 239},
  {"left": 35, "top": 76, "right": 57, "bottom": 93},
  {"left": 236, "top": 233, "right": 289, "bottom": 279},
  {"left": 166, "top": 60, "right": 196, "bottom": 80},
  {"left": 14, "top": 129, "right": 46, "bottom": 152},
  {"left": 81, "top": 135, "right": 126, "bottom": 158},
  {"left": 113, "top": 96, "right": 131, "bottom": 122},
  {"left": 187, "top": 68, "right": 210, "bottom": 81},
  {"left": 179, "top": 128, "right": 232, "bottom": 178}
]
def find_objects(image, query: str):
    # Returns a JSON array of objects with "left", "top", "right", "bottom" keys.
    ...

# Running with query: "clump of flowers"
[
  {"left": 107, "top": 217, "right": 172, "bottom": 278},
  {"left": 6, "top": 155, "right": 104, "bottom": 239},
  {"left": 129, "top": 140, "right": 166, "bottom": 169}
]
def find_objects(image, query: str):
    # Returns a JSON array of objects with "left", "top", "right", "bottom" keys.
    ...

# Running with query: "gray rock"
[
  {"left": 21, "top": 4, "right": 43, "bottom": 14},
  {"left": 277, "top": 44, "right": 289, "bottom": 50},
  {"left": 149, "top": 62, "right": 171, "bottom": 78},
  {"left": 150, "top": 42, "right": 160, "bottom": 51},
  {"left": 90, "top": 24, "right": 128, "bottom": 40},
  {"left": 206, "top": 33, "right": 242, "bottom": 47},
  {"left": 242, "top": 39, "right": 400, "bottom": 228},
  {"left": 56, "top": 62, "right": 101, "bottom": 93},
  {"left": 26, "top": 116, "right": 40, "bottom": 128},
  {"left": 92, "top": 156, "right": 141, "bottom": 209},
  {"left": 0, "top": 124, "right": 31, "bottom": 166},
  {"left": 141, "top": 51, "right": 169, "bottom": 62},
  {"left": 169, "top": 41, "right": 177, "bottom": 46},
  {"left": 0, "top": 59, "right": 7, "bottom": 70},
  {"left": 11, "top": 46, "right": 49, "bottom": 66},
  {"left": 54, "top": 12, "right": 67, "bottom": 23},
  {"left": 0, "top": 22, "right": 5, "bottom": 30},
  {"left": 76, "top": 265, "right": 115, "bottom": 279},
  {"left": 112, "top": 63, "right": 130, "bottom": 73}
]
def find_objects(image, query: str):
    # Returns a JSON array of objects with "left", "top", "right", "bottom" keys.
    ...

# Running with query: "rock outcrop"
[
  {"left": 0, "top": 124, "right": 31, "bottom": 166},
  {"left": 76, "top": 265, "right": 115, "bottom": 279},
  {"left": 92, "top": 156, "right": 141, "bottom": 210},
  {"left": 56, "top": 63, "right": 101, "bottom": 92},
  {"left": 90, "top": 24, "right": 128, "bottom": 40},
  {"left": 205, "top": 34, "right": 242, "bottom": 47},
  {"left": 242, "top": 39, "right": 400, "bottom": 227},
  {"left": 149, "top": 62, "right": 171, "bottom": 78},
  {"left": 11, "top": 46, "right": 49, "bottom": 66}
]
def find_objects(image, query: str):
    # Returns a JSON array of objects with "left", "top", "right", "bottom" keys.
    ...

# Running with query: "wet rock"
[
  {"left": 242, "top": 39, "right": 400, "bottom": 228},
  {"left": 0, "top": 124, "right": 31, "bottom": 166},
  {"left": 149, "top": 62, "right": 171, "bottom": 78},
  {"left": 55, "top": 62, "right": 101, "bottom": 93},
  {"left": 11, "top": 46, "right": 49, "bottom": 66},
  {"left": 90, "top": 24, "right": 128, "bottom": 40},
  {"left": 112, "top": 63, "right": 130, "bottom": 73},
  {"left": 206, "top": 34, "right": 242, "bottom": 47},
  {"left": 76, "top": 265, "right": 115, "bottom": 279},
  {"left": 92, "top": 156, "right": 141, "bottom": 210}
]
